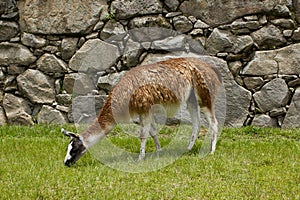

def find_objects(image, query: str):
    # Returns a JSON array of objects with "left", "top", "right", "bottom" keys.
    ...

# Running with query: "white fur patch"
[
  {"left": 86, "top": 133, "right": 105, "bottom": 148},
  {"left": 64, "top": 141, "right": 73, "bottom": 163}
]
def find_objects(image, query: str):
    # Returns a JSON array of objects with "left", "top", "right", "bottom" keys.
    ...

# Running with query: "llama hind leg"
[
  {"left": 204, "top": 111, "right": 218, "bottom": 154},
  {"left": 210, "top": 117, "right": 218, "bottom": 154},
  {"left": 187, "top": 95, "right": 200, "bottom": 150}
]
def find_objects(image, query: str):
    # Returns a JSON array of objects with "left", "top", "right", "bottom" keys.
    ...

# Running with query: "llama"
[{"left": 62, "top": 57, "right": 222, "bottom": 167}]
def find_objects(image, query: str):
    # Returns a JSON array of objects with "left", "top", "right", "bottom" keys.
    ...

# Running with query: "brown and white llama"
[{"left": 62, "top": 57, "right": 222, "bottom": 167}]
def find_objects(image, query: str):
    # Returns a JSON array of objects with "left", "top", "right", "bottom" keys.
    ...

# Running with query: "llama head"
[{"left": 61, "top": 128, "right": 87, "bottom": 167}]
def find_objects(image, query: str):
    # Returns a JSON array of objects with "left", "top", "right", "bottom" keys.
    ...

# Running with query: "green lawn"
[{"left": 0, "top": 125, "right": 299, "bottom": 199}]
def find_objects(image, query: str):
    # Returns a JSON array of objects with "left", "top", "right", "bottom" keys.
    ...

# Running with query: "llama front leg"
[
  {"left": 138, "top": 115, "right": 151, "bottom": 160},
  {"left": 149, "top": 123, "right": 161, "bottom": 152}
]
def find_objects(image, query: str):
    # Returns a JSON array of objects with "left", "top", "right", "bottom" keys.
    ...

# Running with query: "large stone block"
[
  {"left": 123, "top": 39, "right": 143, "bottom": 68},
  {"left": 164, "top": 0, "right": 180, "bottom": 11},
  {"left": 292, "top": 27, "right": 300, "bottom": 41},
  {"left": 294, "top": 0, "right": 300, "bottom": 23},
  {"left": 0, "top": 0, "right": 18, "bottom": 19},
  {"left": 151, "top": 35, "right": 187, "bottom": 51},
  {"left": 3, "top": 93, "right": 33, "bottom": 125},
  {"left": 71, "top": 95, "right": 107, "bottom": 124},
  {"left": 0, "top": 106, "right": 7, "bottom": 125},
  {"left": 100, "top": 21, "right": 126, "bottom": 41},
  {"left": 242, "top": 44, "right": 300, "bottom": 76},
  {"left": 0, "top": 21, "right": 19, "bottom": 41},
  {"left": 128, "top": 16, "right": 173, "bottom": 42},
  {"left": 282, "top": 87, "right": 300, "bottom": 128},
  {"left": 36, "top": 53, "right": 67, "bottom": 78},
  {"left": 180, "top": 0, "right": 290, "bottom": 26},
  {"left": 18, "top": 0, "right": 105, "bottom": 34},
  {"left": 111, "top": 0, "right": 163, "bottom": 19},
  {"left": 253, "top": 78, "right": 289, "bottom": 113},
  {"left": 173, "top": 16, "right": 193, "bottom": 33},
  {"left": 0, "top": 42, "right": 36, "bottom": 66},
  {"left": 97, "top": 71, "right": 126, "bottom": 91},
  {"left": 56, "top": 93, "right": 72, "bottom": 106},
  {"left": 63, "top": 73, "right": 95, "bottom": 95},
  {"left": 37, "top": 105, "right": 67, "bottom": 124},
  {"left": 252, "top": 114, "right": 277, "bottom": 127},
  {"left": 69, "top": 39, "right": 120, "bottom": 72},
  {"left": 243, "top": 77, "right": 264, "bottom": 90},
  {"left": 251, "top": 24, "right": 286, "bottom": 49},
  {"left": 17, "top": 69, "right": 56, "bottom": 104},
  {"left": 21, "top": 32, "right": 47, "bottom": 48},
  {"left": 222, "top": 81, "right": 252, "bottom": 127},
  {"left": 206, "top": 29, "right": 233, "bottom": 55},
  {"left": 275, "top": 44, "right": 300, "bottom": 75},
  {"left": 61, "top": 37, "right": 79, "bottom": 61},
  {"left": 207, "top": 28, "right": 253, "bottom": 55}
]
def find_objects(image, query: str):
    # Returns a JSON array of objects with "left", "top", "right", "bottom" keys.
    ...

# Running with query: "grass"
[{"left": 0, "top": 125, "right": 299, "bottom": 199}]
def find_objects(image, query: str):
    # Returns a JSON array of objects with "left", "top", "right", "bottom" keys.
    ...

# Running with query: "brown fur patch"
[
  {"left": 97, "top": 95, "right": 115, "bottom": 131},
  {"left": 188, "top": 58, "right": 222, "bottom": 112},
  {"left": 157, "top": 58, "right": 193, "bottom": 82},
  {"left": 129, "top": 84, "right": 179, "bottom": 115}
]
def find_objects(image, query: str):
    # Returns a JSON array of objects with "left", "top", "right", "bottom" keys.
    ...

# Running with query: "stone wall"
[{"left": 0, "top": 0, "right": 299, "bottom": 128}]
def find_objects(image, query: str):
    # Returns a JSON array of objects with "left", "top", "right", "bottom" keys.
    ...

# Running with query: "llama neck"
[
  {"left": 80, "top": 96, "right": 116, "bottom": 149},
  {"left": 80, "top": 118, "right": 115, "bottom": 149}
]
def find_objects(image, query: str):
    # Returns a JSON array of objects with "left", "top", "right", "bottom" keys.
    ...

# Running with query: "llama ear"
[{"left": 61, "top": 128, "right": 79, "bottom": 139}]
